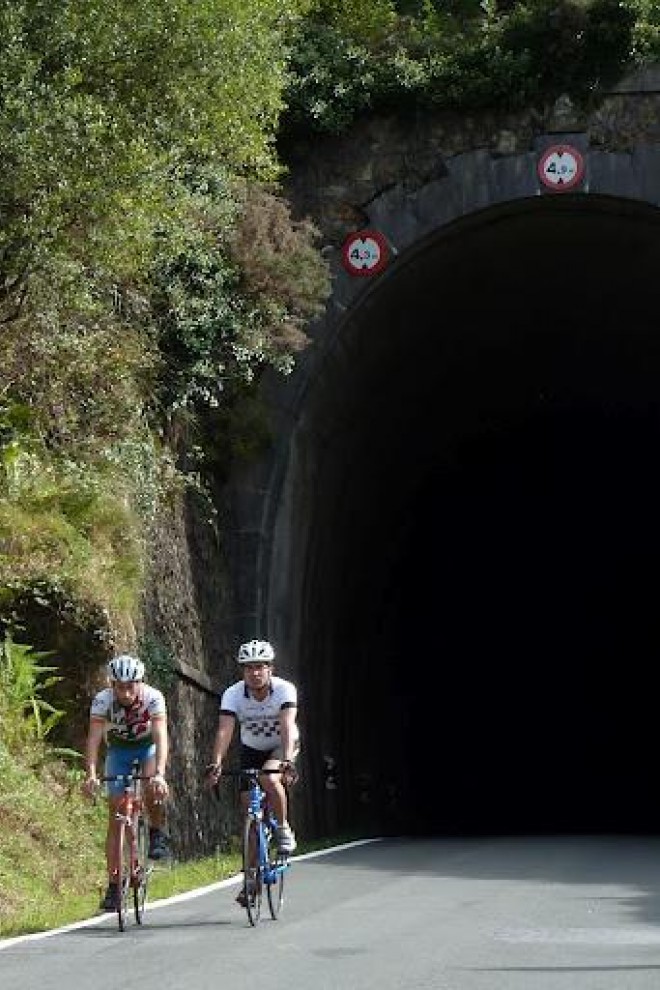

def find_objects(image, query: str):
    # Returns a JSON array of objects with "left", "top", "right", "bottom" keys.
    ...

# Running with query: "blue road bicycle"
[{"left": 223, "top": 768, "right": 291, "bottom": 926}]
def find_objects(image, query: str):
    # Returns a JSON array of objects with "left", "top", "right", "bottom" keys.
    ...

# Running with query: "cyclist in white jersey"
[
  {"left": 83, "top": 654, "right": 170, "bottom": 910},
  {"left": 207, "top": 639, "right": 299, "bottom": 861}
]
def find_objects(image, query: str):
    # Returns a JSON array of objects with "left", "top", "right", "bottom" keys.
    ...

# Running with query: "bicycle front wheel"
[
  {"left": 242, "top": 816, "right": 263, "bottom": 926},
  {"left": 133, "top": 815, "right": 150, "bottom": 925},
  {"left": 117, "top": 830, "right": 131, "bottom": 932},
  {"left": 266, "top": 835, "right": 285, "bottom": 920}
]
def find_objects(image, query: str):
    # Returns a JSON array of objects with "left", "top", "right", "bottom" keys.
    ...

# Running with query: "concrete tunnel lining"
[{"left": 268, "top": 194, "right": 660, "bottom": 836}]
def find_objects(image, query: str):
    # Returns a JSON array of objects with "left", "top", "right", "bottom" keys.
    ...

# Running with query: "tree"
[{"left": 0, "top": 0, "right": 328, "bottom": 630}]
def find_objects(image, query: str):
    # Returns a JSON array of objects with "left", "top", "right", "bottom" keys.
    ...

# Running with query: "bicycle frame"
[
  {"left": 222, "top": 768, "right": 291, "bottom": 925},
  {"left": 246, "top": 774, "right": 283, "bottom": 884},
  {"left": 102, "top": 761, "right": 151, "bottom": 931}
]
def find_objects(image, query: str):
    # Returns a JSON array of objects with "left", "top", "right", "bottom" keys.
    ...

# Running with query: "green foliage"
[
  {"left": 0, "top": 0, "right": 321, "bottom": 409},
  {"left": 0, "top": 634, "right": 64, "bottom": 747},
  {"left": 199, "top": 382, "right": 274, "bottom": 483},
  {"left": 631, "top": 0, "right": 660, "bottom": 59},
  {"left": 0, "top": 0, "right": 329, "bottom": 636},
  {"left": 285, "top": 22, "right": 390, "bottom": 133},
  {"left": 0, "top": 422, "right": 146, "bottom": 621},
  {"left": 285, "top": 0, "right": 642, "bottom": 134},
  {"left": 139, "top": 633, "right": 177, "bottom": 692},
  {"left": 0, "top": 743, "right": 107, "bottom": 935},
  {"left": 316, "top": 0, "right": 398, "bottom": 41},
  {"left": 150, "top": 175, "right": 329, "bottom": 414},
  {"left": 0, "top": 0, "right": 314, "bottom": 302},
  {"left": 229, "top": 183, "right": 330, "bottom": 365}
]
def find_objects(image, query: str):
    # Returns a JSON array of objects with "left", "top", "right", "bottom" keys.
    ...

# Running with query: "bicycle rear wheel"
[
  {"left": 242, "top": 816, "right": 263, "bottom": 926},
  {"left": 133, "top": 815, "right": 150, "bottom": 925}
]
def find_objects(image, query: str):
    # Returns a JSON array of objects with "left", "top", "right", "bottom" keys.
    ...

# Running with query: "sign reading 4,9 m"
[
  {"left": 342, "top": 229, "right": 389, "bottom": 276},
  {"left": 537, "top": 145, "right": 585, "bottom": 192}
]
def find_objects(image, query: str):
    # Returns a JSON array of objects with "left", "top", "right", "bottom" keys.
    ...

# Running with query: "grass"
[
  {"left": 0, "top": 754, "right": 100, "bottom": 935},
  {"left": 0, "top": 849, "right": 245, "bottom": 938},
  {"left": 0, "top": 751, "right": 245, "bottom": 938}
]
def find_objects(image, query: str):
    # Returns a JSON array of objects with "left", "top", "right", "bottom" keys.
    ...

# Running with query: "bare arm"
[
  {"left": 211, "top": 713, "right": 236, "bottom": 766},
  {"left": 151, "top": 716, "right": 168, "bottom": 777},
  {"left": 82, "top": 719, "right": 106, "bottom": 796},
  {"left": 279, "top": 706, "right": 298, "bottom": 763},
  {"left": 85, "top": 719, "right": 106, "bottom": 779},
  {"left": 149, "top": 715, "right": 169, "bottom": 799}
]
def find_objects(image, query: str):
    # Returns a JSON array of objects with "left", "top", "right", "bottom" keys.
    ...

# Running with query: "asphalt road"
[{"left": 3, "top": 836, "right": 660, "bottom": 989}]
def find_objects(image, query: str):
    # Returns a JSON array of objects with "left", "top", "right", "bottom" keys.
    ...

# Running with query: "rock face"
[
  {"left": 281, "top": 67, "right": 660, "bottom": 243},
  {"left": 140, "top": 487, "right": 237, "bottom": 858}
]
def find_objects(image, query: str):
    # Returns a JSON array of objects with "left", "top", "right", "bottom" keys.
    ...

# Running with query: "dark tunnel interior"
[{"left": 290, "top": 195, "right": 660, "bottom": 838}]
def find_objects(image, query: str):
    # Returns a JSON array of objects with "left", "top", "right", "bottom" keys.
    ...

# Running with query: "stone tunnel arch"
[{"left": 228, "top": 126, "right": 660, "bottom": 836}]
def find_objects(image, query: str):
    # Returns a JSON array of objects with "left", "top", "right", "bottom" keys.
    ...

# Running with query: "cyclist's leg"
[
  {"left": 139, "top": 744, "right": 168, "bottom": 859},
  {"left": 102, "top": 747, "right": 133, "bottom": 908},
  {"left": 261, "top": 742, "right": 300, "bottom": 853},
  {"left": 236, "top": 745, "right": 266, "bottom": 905},
  {"left": 239, "top": 745, "right": 264, "bottom": 864}
]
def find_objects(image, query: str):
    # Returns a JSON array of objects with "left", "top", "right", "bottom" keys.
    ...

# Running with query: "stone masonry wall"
[
  {"left": 141, "top": 486, "right": 239, "bottom": 859},
  {"left": 281, "top": 67, "right": 660, "bottom": 244}
]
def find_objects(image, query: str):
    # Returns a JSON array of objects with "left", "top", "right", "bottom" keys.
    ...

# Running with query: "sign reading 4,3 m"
[
  {"left": 342, "top": 229, "right": 389, "bottom": 276},
  {"left": 537, "top": 145, "right": 585, "bottom": 192}
]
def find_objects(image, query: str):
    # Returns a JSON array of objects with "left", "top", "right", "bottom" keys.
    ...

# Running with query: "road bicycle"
[
  {"left": 222, "top": 768, "right": 292, "bottom": 926},
  {"left": 101, "top": 761, "right": 152, "bottom": 931}
]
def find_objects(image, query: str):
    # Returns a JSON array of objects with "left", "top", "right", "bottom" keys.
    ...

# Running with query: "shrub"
[
  {"left": 284, "top": 0, "right": 640, "bottom": 134},
  {"left": 150, "top": 177, "right": 329, "bottom": 414},
  {"left": 0, "top": 634, "right": 64, "bottom": 750}
]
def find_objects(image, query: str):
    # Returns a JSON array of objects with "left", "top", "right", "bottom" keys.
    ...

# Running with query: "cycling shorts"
[
  {"left": 238, "top": 741, "right": 300, "bottom": 792},
  {"left": 105, "top": 742, "right": 156, "bottom": 797}
]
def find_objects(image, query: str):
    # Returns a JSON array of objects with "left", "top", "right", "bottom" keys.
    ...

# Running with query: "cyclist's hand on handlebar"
[
  {"left": 150, "top": 773, "right": 169, "bottom": 801},
  {"left": 205, "top": 763, "right": 222, "bottom": 787},
  {"left": 280, "top": 760, "right": 299, "bottom": 787}
]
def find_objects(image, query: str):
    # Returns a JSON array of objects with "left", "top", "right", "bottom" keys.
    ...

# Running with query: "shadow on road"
[{"left": 300, "top": 834, "right": 660, "bottom": 930}]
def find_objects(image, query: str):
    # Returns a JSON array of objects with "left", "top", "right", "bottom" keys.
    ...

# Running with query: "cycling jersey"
[
  {"left": 219, "top": 676, "right": 298, "bottom": 752},
  {"left": 90, "top": 684, "right": 166, "bottom": 747}
]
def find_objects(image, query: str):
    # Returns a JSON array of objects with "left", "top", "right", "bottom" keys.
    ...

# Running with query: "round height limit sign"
[
  {"left": 537, "top": 145, "right": 585, "bottom": 192},
  {"left": 342, "top": 230, "right": 389, "bottom": 276}
]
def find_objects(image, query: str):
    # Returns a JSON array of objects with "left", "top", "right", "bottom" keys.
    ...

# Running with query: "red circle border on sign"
[
  {"left": 341, "top": 229, "right": 389, "bottom": 276},
  {"left": 537, "top": 144, "right": 585, "bottom": 192}
]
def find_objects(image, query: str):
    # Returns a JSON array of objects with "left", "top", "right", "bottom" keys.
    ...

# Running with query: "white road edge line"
[{"left": 0, "top": 837, "right": 383, "bottom": 950}]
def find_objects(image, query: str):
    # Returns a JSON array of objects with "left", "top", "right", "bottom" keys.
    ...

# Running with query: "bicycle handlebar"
[
  {"left": 100, "top": 773, "right": 152, "bottom": 782},
  {"left": 217, "top": 767, "right": 285, "bottom": 778}
]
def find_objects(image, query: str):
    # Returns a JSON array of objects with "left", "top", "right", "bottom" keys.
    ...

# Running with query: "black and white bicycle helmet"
[
  {"left": 107, "top": 654, "right": 145, "bottom": 682},
  {"left": 237, "top": 640, "right": 275, "bottom": 663}
]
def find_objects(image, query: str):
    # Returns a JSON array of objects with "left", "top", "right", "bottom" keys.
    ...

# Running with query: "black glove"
[{"left": 280, "top": 760, "right": 299, "bottom": 786}]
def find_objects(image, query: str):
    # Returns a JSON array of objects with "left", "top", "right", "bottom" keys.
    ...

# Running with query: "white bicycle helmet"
[
  {"left": 107, "top": 654, "right": 145, "bottom": 682},
  {"left": 237, "top": 640, "right": 275, "bottom": 663}
]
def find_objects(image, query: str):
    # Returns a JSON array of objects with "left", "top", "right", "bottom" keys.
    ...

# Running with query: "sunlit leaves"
[
  {"left": 0, "top": 0, "right": 327, "bottom": 632},
  {"left": 0, "top": 0, "right": 312, "bottom": 301}
]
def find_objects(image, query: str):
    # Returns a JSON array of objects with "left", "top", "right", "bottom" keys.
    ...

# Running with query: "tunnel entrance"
[
  {"left": 285, "top": 195, "right": 660, "bottom": 837},
  {"left": 395, "top": 400, "right": 660, "bottom": 835}
]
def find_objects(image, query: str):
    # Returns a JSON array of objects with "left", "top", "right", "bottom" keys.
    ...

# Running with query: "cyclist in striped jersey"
[{"left": 83, "top": 654, "right": 170, "bottom": 910}]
